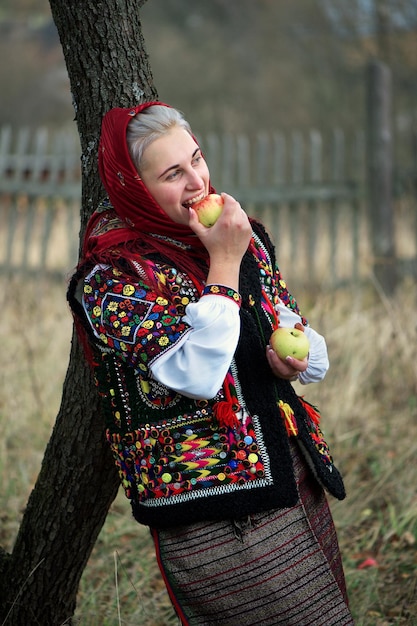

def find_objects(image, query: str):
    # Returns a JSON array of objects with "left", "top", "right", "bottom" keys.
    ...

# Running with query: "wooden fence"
[
  {"left": 0, "top": 122, "right": 416, "bottom": 290},
  {"left": 0, "top": 125, "right": 81, "bottom": 280},
  {"left": 200, "top": 129, "right": 368, "bottom": 289}
]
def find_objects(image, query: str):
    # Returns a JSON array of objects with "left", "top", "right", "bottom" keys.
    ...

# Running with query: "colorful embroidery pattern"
[
  {"left": 88, "top": 198, "right": 128, "bottom": 237},
  {"left": 299, "top": 398, "right": 334, "bottom": 469},
  {"left": 107, "top": 412, "right": 270, "bottom": 505},
  {"left": 95, "top": 351, "right": 185, "bottom": 433},
  {"left": 82, "top": 265, "right": 191, "bottom": 368},
  {"left": 202, "top": 284, "right": 242, "bottom": 307},
  {"left": 250, "top": 235, "right": 336, "bottom": 473},
  {"left": 83, "top": 231, "right": 344, "bottom": 524},
  {"left": 251, "top": 234, "right": 308, "bottom": 325}
]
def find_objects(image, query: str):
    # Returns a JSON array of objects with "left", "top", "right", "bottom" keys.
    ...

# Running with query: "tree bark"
[{"left": 0, "top": 1, "right": 157, "bottom": 624}]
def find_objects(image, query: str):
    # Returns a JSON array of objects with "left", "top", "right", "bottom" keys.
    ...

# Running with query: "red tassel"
[
  {"left": 213, "top": 401, "right": 240, "bottom": 429},
  {"left": 298, "top": 397, "right": 321, "bottom": 425}
]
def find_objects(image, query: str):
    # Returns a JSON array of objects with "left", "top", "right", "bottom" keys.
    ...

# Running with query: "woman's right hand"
[{"left": 189, "top": 193, "right": 252, "bottom": 291}]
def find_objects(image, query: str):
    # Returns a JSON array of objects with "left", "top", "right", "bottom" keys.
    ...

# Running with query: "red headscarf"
[{"left": 81, "top": 101, "right": 214, "bottom": 286}]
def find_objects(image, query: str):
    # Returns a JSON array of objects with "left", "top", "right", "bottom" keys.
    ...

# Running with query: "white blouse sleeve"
[
  {"left": 151, "top": 293, "right": 328, "bottom": 398},
  {"left": 150, "top": 294, "right": 240, "bottom": 400},
  {"left": 277, "top": 301, "right": 329, "bottom": 384}
]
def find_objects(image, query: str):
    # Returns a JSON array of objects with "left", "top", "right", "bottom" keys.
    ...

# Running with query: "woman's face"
[{"left": 139, "top": 126, "right": 210, "bottom": 225}]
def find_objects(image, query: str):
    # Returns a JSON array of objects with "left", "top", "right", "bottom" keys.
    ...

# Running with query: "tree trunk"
[{"left": 0, "top": 1, "right": 157, "bottom": 624}]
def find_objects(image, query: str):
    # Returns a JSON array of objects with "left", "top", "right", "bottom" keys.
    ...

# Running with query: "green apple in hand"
[
  {"left": 270, "top": 327, "right": 310, "bottom": 360},
  {"left": 193, "top": 193, "right": 224, "bottom": 227}
]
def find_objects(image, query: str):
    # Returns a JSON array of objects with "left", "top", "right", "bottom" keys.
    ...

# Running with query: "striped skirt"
[{"left": 151, "top": 439, "right": 354, "bottom": 625}]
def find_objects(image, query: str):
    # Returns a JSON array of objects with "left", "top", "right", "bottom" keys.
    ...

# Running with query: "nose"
[{"left": 185, "top": 168, "right": 203, "bottom": 189}]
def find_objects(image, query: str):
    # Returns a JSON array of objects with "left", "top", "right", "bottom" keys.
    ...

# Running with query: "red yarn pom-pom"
[{"left": 213, "top": 401, "right": 240, "bottom": 429}]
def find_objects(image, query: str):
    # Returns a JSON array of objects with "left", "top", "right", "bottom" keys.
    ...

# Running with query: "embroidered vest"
[{"left": 71, "top": 223, "right": 345, "bottom": 528}]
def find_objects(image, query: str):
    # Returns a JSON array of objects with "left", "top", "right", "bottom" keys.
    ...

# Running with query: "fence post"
[{"left": 366, "top": 59, "right": 397, "bottom": 292}]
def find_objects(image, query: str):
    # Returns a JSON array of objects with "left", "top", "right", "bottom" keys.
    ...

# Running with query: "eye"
[
  {"left": 192, "top": 151, "right": 203, "bottom": 167},
  {"left": 166, "top": 169, "right": 182, "bottom": 181}
]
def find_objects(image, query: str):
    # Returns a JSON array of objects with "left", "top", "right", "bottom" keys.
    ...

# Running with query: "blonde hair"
[{"left": 127, "top": 105, "right": 192, "bottom": 174}]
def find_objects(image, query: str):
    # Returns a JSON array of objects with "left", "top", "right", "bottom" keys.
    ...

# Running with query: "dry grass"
[{"left": 1, "top": 270, "right": 417, "bottom": 625}]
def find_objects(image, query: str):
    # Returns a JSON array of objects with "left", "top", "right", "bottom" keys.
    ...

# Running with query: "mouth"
[{"left": 182, "top": 191, "right": 206, "bottom": 208}]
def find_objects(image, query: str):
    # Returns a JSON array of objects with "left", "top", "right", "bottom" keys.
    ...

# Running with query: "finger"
[
  {"left": 188, "top": 207, "right": 199, "bottom": 230},
  {"left": 285, "top": 355, "right": 308, "bottom": 372},
  {"left": 220, "top": 192, "right": 235, "bottom": 203},
  {"left": 188, "top": 207, "right": 208, "bottom": 237}
]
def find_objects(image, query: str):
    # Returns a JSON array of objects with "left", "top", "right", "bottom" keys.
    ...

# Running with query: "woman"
[{"left": 68, "top": 101, "right": 354, "bottom": 625}]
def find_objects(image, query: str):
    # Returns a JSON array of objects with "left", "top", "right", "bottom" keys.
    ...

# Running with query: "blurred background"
[
  {"left": 1, "top": 1, "right": 417, "bottom": 624},
  {"left": 1, "top": 0, "right": 416, "bottom": 288},
  {"left": 1, "top": 0, "right": 417, "bottom": 132}
]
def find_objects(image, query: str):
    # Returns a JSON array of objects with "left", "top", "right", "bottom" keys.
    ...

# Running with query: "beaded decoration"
[
  {"left": 79, "top": 228, "right": 345, "bottom": 526},
  {"left": 299, "top": 397, "right": 335, "bottom": 469},
  {"left": 250, "top": 233, "right": 308, "bottom": 326},
  {"left": 107, "top": 410, "right": 271, "bottom": 507},
  {"left": 82, "top": 264, "right": 193, "bottom": 369}
]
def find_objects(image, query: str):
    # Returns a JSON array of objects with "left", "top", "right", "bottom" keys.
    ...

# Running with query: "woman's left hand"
[{"left": 266, "top": 324, "right": 309, "bottom": 380}]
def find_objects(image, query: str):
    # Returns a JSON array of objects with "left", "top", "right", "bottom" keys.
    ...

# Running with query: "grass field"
[{"left": 1, "top": 271, "right": 417, "bottom": 625}]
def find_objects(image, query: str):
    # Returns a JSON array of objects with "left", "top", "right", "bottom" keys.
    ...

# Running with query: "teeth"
[{"left": 184, "top": 192, "right": 205, "bottom": 207}]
